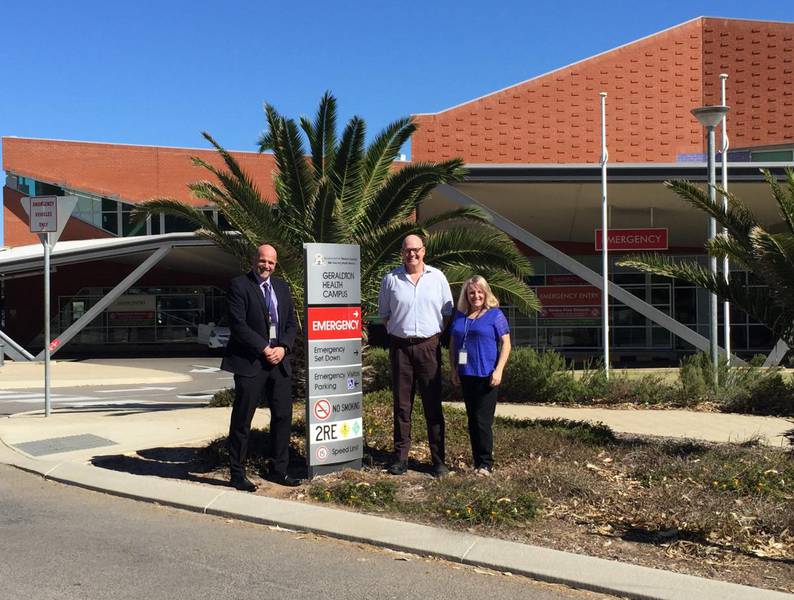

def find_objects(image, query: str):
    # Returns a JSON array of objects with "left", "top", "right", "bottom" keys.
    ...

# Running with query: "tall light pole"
[
  {"left": 720, "top": 74, "right": 731, "bottom": 366},
  {"left": 691, "top": 104, "right": 730, "bottom": 385},
  {"left": 600, "top": 92, "right": 610, "bottom": 379}
]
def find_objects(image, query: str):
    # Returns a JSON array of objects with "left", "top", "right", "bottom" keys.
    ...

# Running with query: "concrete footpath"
[
  {"left": 0, "top": 364, "right": 792, "bottom": 599},
  {"left": 0, "top": 359, "right": 192, "bottom": 389}
]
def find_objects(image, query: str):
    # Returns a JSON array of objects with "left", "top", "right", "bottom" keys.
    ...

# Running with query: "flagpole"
[
  {"left": 600, "top": 92, "right": 610, "bottom": 378},
  {"left": 720, "top": 73, "right": 731, "bottom": 366}
]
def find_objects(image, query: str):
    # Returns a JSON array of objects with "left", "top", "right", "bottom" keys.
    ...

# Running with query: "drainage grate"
[{"left": 14, "top": 434, "right": 118, "bottom": 457}]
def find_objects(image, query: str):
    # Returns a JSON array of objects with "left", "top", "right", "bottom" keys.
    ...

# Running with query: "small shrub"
[
  {"left": 721, "top": 372, "right": 794, "bottom": 416},
  {"left": 209, "top": 388, "right": 235, "bottom": 407},
  {"left": 679, "top": 352, "right": 713, "bottom": 401},
  {"left": 603, "top": 374, "right": 677, "bottom": 405},
  {"left": 501, "top": 347, "right": 582, "bottom": 403},
  {"left": 309, "top": 479, "right": 397, "bottom": 509},
  {"left": 363, "top": 347, "right": 391, "bottom": 393}
]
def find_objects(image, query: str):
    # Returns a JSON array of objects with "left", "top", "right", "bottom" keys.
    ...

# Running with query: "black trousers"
[
  {"left": 228, "top": 367, "right": 292, "bottom": 478},
  {"left": 389, "top": 335, "right": 445, "bottom": 465},
  {"left": 461, "top": 375, "right": 498, "bottom": 469}
]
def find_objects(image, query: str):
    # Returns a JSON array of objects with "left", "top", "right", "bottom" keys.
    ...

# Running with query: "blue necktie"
[{"left": 263, "top": 282, "right": 277, "bottom": 340}]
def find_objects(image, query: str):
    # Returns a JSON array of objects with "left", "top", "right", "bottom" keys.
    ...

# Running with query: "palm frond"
[
  {"left": 353, "top": 160, "right": 467, "bottom": 236},
  {"left": 264, "top": 104, "right": 315, "bottom": 219},
  {"left": 765, "top": 168, "right": 794, "bottom": 235},
  {"left": 335, "top": 117, "right": 366, "bottom": 220},
  {"left": 442, "top": 264, "right": 541, "bottom": 316},
  {"left": 357, "top": 116, "right": 415, "bottom": 209},
  {"left": 424, "top": 226, "right": 534, "bottom": 278},
  {"left": 299, "top": 91, "right": 337, "bottom": 181},
  {"left": 665, "top": 179, "right": 758, "bottom": 242}
]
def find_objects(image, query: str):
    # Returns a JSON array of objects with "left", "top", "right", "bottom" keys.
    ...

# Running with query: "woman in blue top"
[{"left": 449, "top": 275, "right": 511, "bottom": 475}]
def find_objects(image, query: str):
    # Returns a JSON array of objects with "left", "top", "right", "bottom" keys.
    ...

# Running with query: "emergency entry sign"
[{"left": 303, "top": 243, "right": 363, "bottom": 477}]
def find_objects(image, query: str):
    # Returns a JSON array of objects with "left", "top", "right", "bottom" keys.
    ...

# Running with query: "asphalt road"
[
  {"left": 0, "top": 357, "right": 228, "bottom": 415},
  {"left": 0, "top": 464, "right": 615, "bottom": 600}
]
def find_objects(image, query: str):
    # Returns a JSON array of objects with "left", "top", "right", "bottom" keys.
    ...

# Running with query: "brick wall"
[
  {"left": 2, "top": 137, "right": 278, "bottom": 206},
  {"left": 413, "top": 17, "right": 794, "bottom": 164},
  {"left": 702, "top": 18, "right": 794, "bottom": 148}
]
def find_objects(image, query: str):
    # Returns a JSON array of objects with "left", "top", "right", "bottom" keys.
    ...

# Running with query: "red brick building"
[{"left": 412, "top": 16, "right": 793, "bottom": 164}]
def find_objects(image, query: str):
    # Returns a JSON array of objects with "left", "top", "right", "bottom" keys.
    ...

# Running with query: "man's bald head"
[
  {"left": 401, "top": 235, "right": 426, "bottom": 274},
  {"left": 253, "top": 244, "right": 278, "bottom": 279}
]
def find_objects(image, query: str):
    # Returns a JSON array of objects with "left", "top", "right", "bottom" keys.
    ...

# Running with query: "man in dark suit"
[{"left": 221, "top": 243, "right": 299, "bottom": 490}]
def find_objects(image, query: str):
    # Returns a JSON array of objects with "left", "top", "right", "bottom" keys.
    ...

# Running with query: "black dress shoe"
[
  {"left": 387, "top": 461, "right": 407, "bottom": 475},
  {"left": 230, "top": 476, "right": 257, "bottom": 492},
  {"left": 266, "top": 471, "right": 301, "bottom": 487},
  {"left": 432, "top": 463, "right": 450, "bottom": 478}
]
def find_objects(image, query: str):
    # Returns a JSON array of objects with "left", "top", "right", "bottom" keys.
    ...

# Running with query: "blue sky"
[
  {"left": 1, "top": 1, "right": 791, "bottom": 242},
  {"left": 3, "top": 1, "right": 792, "bottom": 155}
]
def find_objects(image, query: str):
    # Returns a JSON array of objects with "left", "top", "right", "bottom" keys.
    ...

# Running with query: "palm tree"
[
  {"left": 618, "top": 169, "right": 794, "bottom": 347},
  {"left": 134, "top": 92, "right": 540, "bottom": 321}
]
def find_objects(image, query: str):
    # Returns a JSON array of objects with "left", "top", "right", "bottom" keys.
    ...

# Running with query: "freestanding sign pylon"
[{"left": 303, "top": 243, "right": 363, "bottom": 477}]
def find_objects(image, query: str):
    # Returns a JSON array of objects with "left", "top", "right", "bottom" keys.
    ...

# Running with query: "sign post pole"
[
  {"left": 43, "top": 233, "right": 52, "bottom": 416},
  {"left": 303, "top": 243, "right": 362, "bottom": 478},
  {"left": 21, "top": 195, "right": 77, "bottom": 417},
  {"left": 600, "top": 92, "right": 610, "bottom": 379}
]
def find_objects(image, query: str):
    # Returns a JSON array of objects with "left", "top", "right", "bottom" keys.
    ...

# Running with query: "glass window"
[
  {"left": 748, "top": 325, "right": 774, "bottom": 350},
  {"left": 751, "top": 149, "right": 793, "bottom": 162},
  {"left": 674, "top": 287, "right": 696, "bottom": 324},
  {"left": 121, "top": 204, "right": 146, "bottom": 236},
  {"left": 164, "top": 214, "right": 195, "bottom": 233},
  {"left": 101, "top": 212, "right": 118, "bottom": 234},
  {"left": 218, "top": 213, "right": 231, "bottom": 230}
]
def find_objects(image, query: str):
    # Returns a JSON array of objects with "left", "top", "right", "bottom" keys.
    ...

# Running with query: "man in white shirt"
[{"left": 378, "top": 234, "right": 453, "bottom": 477}]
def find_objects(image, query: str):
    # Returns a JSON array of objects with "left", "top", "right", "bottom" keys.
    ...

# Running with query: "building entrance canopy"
[
  {"left": 0, "top": 233, "right": 240, "bottom": 360},
  {"left": 422, "top": 162, "right": 793, "bottom": 365},
  {"left": 424, "top": 163, "right": 791, "bottom": 249}
]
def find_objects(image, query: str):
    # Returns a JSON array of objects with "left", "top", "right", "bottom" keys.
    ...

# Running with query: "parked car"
[{"left": 197, "top": 319, "right": 230, "bottom": 349}]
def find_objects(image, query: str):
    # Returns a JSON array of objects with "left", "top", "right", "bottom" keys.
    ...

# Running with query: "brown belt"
[{"left": 392, "top": 333, "right": 440, "bottom": 346}]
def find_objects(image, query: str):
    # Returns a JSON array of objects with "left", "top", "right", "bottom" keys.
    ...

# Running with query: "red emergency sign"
[{"left": 307, "top": 306, "right": 362, "bottom": 340}]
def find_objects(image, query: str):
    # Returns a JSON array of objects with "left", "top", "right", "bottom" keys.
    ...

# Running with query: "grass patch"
[
  {"left": 309, "top": 473, "right": 397, "bottom": 510},
  {"left": 429, "top": 477, "right": 537, "bottom": 525}
]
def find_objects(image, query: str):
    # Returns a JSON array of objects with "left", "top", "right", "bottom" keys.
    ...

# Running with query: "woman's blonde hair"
[{"left": 456, "top": 275, "right": 500, "bottom": 313}]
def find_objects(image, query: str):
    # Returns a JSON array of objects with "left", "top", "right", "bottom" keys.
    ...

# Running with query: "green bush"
[
  {"left": 602, "top": 373, "right": 678, "bottom": 406},
  {"left": 209, "top": 388, "right": 235, "bottom": 407},
  {"left": 678, "top": 352, "right": 794, "bottom": 415},
  {"left": 501, "top": 347, "right": 583, "bottom": 403},
  {"left": 721, "top": 372, "right": 794, "bottom": 416},
  {"left": 363, "top": 347, "right": 391, "bottom": 393}
]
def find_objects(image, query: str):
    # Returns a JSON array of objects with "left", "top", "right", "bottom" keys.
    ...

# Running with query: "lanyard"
[{"left": 461, "top": 309, "right": 484, "bottom": 348}]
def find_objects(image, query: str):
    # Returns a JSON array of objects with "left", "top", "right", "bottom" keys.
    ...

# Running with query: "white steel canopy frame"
[{"left": 436, "top": 184, "right": 746, "bottom": 365}]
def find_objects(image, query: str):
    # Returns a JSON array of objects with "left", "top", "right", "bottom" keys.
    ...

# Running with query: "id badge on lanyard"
[
  {"left": 269, "top": 324, "right": 277, "bottom": 341},
  {"left": 459, "top": 316, "right": 474, "bottom": 365},
  {"left": 458, "top": 347, "right": 468, "bottom": 365}
]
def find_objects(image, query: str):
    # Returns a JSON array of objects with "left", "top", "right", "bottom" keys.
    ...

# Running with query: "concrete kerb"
[{"left": 1, "top": 438, "right": 791, "bottom": 600}]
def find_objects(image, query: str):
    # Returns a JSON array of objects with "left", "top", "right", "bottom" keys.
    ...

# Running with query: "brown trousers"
[{"left": 389, "top": 335, "right": 445, "bottom": 465}]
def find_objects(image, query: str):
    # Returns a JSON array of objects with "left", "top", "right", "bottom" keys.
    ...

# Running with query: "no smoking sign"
[{"left": 313, "top": 398, "right": 332, "bottom": 421}]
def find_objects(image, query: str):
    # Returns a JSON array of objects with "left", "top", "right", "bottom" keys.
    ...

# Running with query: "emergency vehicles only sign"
[{"left": 303, "top": 243, "right": 362, "bottom": 476}]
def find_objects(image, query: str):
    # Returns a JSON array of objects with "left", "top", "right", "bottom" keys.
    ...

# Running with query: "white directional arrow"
[
  {"left": 190, "top": 365, "right": 221, "bottom": 373},
  {"left": 353, "top": 309, "right": 359, "bottom": 317},
  {"left": 96, "top": 387, "right": 177, "bottom": 394}
]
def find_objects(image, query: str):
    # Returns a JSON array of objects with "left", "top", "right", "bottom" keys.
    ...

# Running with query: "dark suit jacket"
[{"left": 221, "top": 271, "right": 297, "bottom": 377}]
